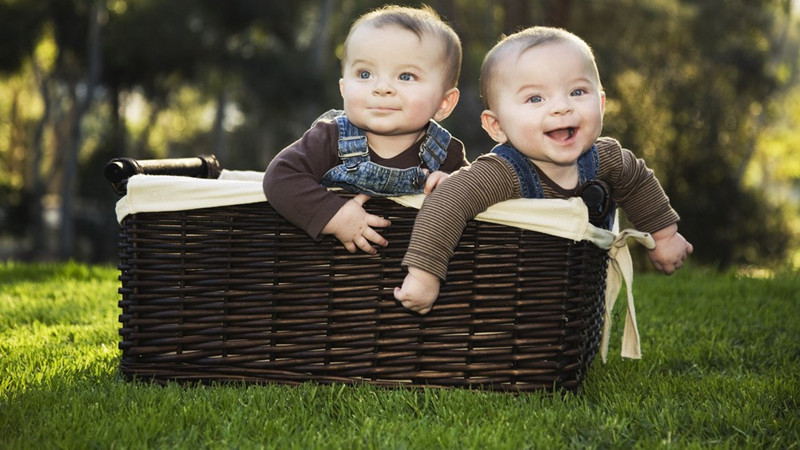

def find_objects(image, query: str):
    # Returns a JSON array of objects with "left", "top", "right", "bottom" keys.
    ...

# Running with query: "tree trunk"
[
  {"left": 28, "top": 62, "right": 53, "bottom": 260},
  {"left": 58, "top": 0, "right": 103, "bottom": 260},
  {"left": 543, "top": 0, "right": 572, "bottom": 28},
  {"left": 212, "top": 88, "right": 227, "bottom": 163},
  {"left": 503, "top": 0, "right": 530, "bottom": 34},
  {"left": 311, "top": 0, "right": 335, "bottom": 74}
]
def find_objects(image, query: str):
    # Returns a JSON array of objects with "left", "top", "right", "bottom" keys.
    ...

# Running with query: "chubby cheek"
[
  {"left": 400, "top": 98, "right": 436, "bottom": 122},
  {"left": 508, "top": 116, "right": 541, "bottom": 138},
  {"left": 508, "top": 119, "right": 547, "bottom": 150},
  {"left": 341, "top": 81, "right": 366, "bottom": 101}
]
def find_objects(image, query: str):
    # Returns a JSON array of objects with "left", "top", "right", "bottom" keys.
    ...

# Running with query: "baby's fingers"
[
  {"left": 354, "top": 236, "right": 378, "bottom": 254},
  {"left": 362, "top": 227, "right": 388, "bottom": 248},
  {"left": 424, "top": 171, "right": 449, "bottom": 195},
  {"left": 393, "top": 287, "right": 433, "bottom": 315},
  {"left": 367, "top": 213, "right": 391, "bottom": 229},
  {"left": 351, "top": 193, "right": 372, "bottom": 206},
  {"left": 342, "top": 240, "right": 358, "bottom": 254},
  {"left": 654, "top": 257, "right": 685, "bottom": 275},
  {"left": 661, "top": 263, "right": 677, "bottom": 275}
]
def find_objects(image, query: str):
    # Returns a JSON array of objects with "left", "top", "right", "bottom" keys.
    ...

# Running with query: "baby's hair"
[
  {"left": 342, "top": 4, "right": 462, "bottom": 88},
  {"left": 479, "top": 26, "right": 600, "bottom": 109}
]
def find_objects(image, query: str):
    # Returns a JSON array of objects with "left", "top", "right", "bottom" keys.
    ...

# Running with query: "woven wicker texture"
[{"left": 116, "top": 196, "right": 608, "bottom": 392}]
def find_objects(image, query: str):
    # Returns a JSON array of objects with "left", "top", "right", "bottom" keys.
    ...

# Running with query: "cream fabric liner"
[{"left": 116, "top": 170, "right": 655, "bottom": 362}]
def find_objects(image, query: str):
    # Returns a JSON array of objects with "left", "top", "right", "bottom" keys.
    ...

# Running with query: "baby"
[
  {"left": 264, "top": 5, "right": 468, "bottom": 254},
  {"left": 394, "top": 26, "right": 693, "bottom": 314}
]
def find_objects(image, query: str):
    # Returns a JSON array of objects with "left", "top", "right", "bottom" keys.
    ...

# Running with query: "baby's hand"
[
  {"left": 648, "top": 224, "right": 693, "bottom": 275},
  {"left": 423, "top": 170, "right": 449, "bottom": 195},
  {"left": 394, "top": 267, "right": 440, "bottom": 314},
  {"left": 322, "top": 194, "right": 391, "bottom": 254}
]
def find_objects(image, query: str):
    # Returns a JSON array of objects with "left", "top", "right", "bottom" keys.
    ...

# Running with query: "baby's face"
[
  {"left": 339, "top": 24, "right": 453, "bottom": 149},
  {"left": 485, "top": 39, "right": 605, "bottom": 174}
]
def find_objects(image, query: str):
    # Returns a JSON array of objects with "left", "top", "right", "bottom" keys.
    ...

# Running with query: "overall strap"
[
  {"left": 492, "top": 143, "right": 600, "bottom": 199},
  {"left": 328, "top": 113, "right": 449, "bottom": 173},
  {"left": 418, "top": 120, "right": 451, "bottom": 172},
  {"left": 577, "top": 144, "right": 599, "bottom": 184},
  {"left": 334, "top": 115, "right": 370, "bottom": 171},
  {"left": 491, "top": 144, "right": 545, "bottom": 198}
]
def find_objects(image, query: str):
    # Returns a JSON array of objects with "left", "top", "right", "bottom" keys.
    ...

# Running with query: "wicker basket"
[{"left": 109, "top": 157, "right": 610, "bottom": 393}]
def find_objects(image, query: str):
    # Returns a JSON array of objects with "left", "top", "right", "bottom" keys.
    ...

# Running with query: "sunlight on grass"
[
  {"left": 736, "top": 266, "right": 776, "bottom": 279},
  {"left": 1, "top": 262, "right": 798, "bottom": 449}
]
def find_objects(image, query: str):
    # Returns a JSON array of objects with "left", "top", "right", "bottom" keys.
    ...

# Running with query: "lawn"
[{"left": 1, "top": 261, "right": 798, "bottom": 449}]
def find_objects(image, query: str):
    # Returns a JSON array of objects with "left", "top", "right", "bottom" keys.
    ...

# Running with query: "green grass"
[{"left": 1, "top": 261, "right": 798, "bottom": 449}]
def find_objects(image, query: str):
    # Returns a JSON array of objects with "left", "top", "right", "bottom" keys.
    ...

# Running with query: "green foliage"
[
  {"left": 0, "top": 0, "right": 799, "bottom": 266},
  {"left": 1, "top": 263, "right": 798, "bottom": 448},
  {"left": 0, "top": 1, "right": 44, "bottom": 73},
  {"left": 565, "top": 0, "right": 799, "bottom": 268}
]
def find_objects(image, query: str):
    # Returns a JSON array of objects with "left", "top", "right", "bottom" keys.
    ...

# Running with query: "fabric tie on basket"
[
  {"left": 602, "top": 229, "right": 655, "bottom": 361},
  {"left": 115, "top": 170, "right": 655, "bottom": 361}
]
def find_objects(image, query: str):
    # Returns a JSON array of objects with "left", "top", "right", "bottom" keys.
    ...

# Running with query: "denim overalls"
[
  {"left": 492, "top": 143, "right": 615, "bottom": 229},
  {"left": 318, "top": 111, "right": 451, "bottom": 197}
]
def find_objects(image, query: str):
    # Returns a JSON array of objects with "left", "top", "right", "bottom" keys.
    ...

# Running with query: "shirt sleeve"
[
  {"left": 263, "top": 121, "right": 348, "bottom": 239},
  {"left": 402, "top": 155, "right": 520, "bottom": 280},
  {"left": 596, "top": 137, "right": 680, "bottom": 234},
  {"left": 440, "top": 136, "right": 470, "bottom": 172}
]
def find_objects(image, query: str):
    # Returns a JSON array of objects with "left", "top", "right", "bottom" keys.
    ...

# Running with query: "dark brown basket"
[{"left": 110, "top": 158, "right": 609, "bottom": 393}]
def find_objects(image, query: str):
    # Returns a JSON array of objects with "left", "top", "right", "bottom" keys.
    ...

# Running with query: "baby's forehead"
[
  {"left": 515, "top": 38, "right": 586, "bottom": 62},
  {"left": 494, "top": 39, "right": 595, "bottom": 80},
  {"left": 351, "top": 22, "right": 437, "bottom": 46},
  {"left": 344, "top": 23, "right": 446, "bottom": 64}
]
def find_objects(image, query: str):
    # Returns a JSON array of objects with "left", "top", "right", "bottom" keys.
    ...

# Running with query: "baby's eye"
[
  {"left": 399, "top": 73, "right": 416, "bottom": 81},
  {"left": 526, "top": 95, "right": 543, "bottom": 103},
  {"left": 570, "top": 88, "right": 586, "bottom": 96},
  {"left": 358, "top": 70, "right": 371, "bottom": 79}
]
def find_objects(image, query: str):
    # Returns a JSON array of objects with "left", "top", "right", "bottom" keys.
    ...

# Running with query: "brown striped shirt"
[{"left": 403, "top": 136, "right": 680, "bottom": 280}]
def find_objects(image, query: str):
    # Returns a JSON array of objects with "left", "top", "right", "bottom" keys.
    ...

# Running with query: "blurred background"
[{"left": 0, "top": 0, "right": 798, "bottom": 270}]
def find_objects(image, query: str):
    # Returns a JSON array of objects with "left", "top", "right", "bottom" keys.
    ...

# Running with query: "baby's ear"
[
  {"left": 600, "top": 91, "right": 606, "bottom": 115},
  {"left": 480, "top": 110, "right": 508, "bottom": 143},
  {"left": 433, "top": 88, "right": 460, "bottom": 122}
]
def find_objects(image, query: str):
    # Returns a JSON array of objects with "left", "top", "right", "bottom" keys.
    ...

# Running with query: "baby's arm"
[
  {"left": 321, "top": 194, "right": 391, "bottom": 254},
  {"left": 394, "top": 267, "right": 440, "bottom": 314},
  {"left": 397, "top": 156, "right": 519, "bottom": 314},
  {"left": 598, "top": 141, "right": 692, "bottom": 274},
  {"left": 647, "top": 223, "right": 693, "bottom": 275}
]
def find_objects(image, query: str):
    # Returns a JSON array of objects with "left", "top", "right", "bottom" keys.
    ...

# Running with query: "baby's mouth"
[{"left": 546, "top": 127, "right": 576, "bottom": 141}]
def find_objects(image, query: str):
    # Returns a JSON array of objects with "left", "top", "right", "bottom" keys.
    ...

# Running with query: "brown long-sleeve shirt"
[
  {"left": 264, "top": 118, "right": 468, "bottom": 239},
  {"left": 403, "top": 136, "right": 680, "bottom": 280}
]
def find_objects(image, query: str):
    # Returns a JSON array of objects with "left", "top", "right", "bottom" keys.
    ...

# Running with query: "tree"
[
  {"left": 0, "top": 0, "right": 798, "bottom": 267},
  {"left": 564, "top": 0, "right": 797, "bottom": 267}
]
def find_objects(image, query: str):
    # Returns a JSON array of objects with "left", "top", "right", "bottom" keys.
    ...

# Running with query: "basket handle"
[{"left": 104, "top": 154, "right": 221, "bottom": 194}]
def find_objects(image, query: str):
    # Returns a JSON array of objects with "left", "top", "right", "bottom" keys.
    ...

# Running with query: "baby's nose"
[{"left": 373, "top": 78, "right": 395, "bottom": 95}]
